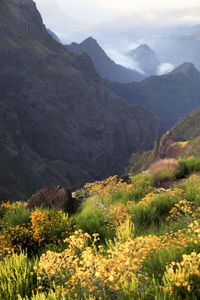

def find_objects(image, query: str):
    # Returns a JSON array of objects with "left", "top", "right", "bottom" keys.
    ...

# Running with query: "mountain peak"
[
  {"left": 82, "top": 37, "right": 97, "bottom": 44},
  {"left": 66, "top": 37, "right": 144, "bottom": 83},
  {"left": 128, "top": 44, "right": 160, "bottom": 76},
  {"left": 129, "top": 44, "right": 156, "bottom": 56},
  {"left": 171, "top": 62, "right": 198, "bottom": 74},
  {"left": 135, "top": 44, "right": 152, "bottom": 52}
]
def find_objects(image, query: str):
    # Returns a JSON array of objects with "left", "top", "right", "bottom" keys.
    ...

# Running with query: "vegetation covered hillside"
[
  {"left": 172, "top": 107, "right": 200, "bottom": 140},
  {"left": 126, "top": 107, "right": 200, "bottom": 176},
  {"left": 0, "top": 0, "right": 164, "bottom": 201},
  {"left": 1, "top": 158, "right": 200, "bottom": 299}
]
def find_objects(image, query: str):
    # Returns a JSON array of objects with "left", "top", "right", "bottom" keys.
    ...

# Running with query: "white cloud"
[
  {"left": 157, "top": 63, "right": 174, "bottom": 75},
  {"left": 105, "top": 48, "right": 144, "bottom": 73}
]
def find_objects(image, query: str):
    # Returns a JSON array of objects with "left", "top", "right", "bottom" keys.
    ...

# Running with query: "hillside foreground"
[{"left": 0, "top": 153, "right": 200, "bottom": 299}]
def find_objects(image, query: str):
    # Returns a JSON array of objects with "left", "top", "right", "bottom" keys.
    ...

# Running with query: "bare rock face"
[
  {"left": 158, "top": 131, "right": 178, "bottom": 158},
  {"left": 26, "top": 186, "right": 74, "bottom": 213},
  {"left": 148, "top": 131, "right": 183, "bottom": 163}
]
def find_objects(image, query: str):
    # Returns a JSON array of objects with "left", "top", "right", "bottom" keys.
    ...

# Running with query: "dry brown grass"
[{"left": 148, "top": 159, "right": 179, "bottom": 183}]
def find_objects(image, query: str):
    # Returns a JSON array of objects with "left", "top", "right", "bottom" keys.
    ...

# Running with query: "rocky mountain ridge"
[{"left": 66, "top": 37, "right": 144, "bottom": 83}]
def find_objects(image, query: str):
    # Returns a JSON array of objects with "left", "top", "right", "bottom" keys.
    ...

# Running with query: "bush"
[
  {"left": 74, "top": 198, "right": 115, "bottom": 241},
  {"left": 148, "top": 159, "right": 179, "bottom": 183},
  {"left": 0, "top": 204, "right": 73, "bottom": 256},
  {"left": 177, "top": 174, "right": 200, "bottom": 206},
  {"left": 4, "top": 204, "right": 31, "bottom": 227},
  {"left": 177, "top": 156, "right": 200, "bottom": 178},
  {"left": 130, "top": 188, "right": 183, "bottom": 234},
  {"left": 0, "top": 252, "right": 38, "bottom": 299}
]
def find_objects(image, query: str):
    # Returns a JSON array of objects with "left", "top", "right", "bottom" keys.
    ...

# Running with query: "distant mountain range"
[
  {"left": 66, "top": 37, "right": 144, "bottom": 83},
  {"left": 109, "top": 62, "right": 200, "bottom": 128},
  {"left": 78, "top": 23, "right": 200, "bottom": 72},
  {"left": 0, "top": 0, "right": 164, "bottom": 201}
]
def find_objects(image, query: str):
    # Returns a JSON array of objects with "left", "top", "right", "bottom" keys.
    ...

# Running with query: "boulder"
[{"left": 26, "top": 186, "right": 74, "bottom": 213}]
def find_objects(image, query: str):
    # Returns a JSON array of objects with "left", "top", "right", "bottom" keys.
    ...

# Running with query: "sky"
[{"left": 34, "top": 0, "right": 200, "bottom": 29}]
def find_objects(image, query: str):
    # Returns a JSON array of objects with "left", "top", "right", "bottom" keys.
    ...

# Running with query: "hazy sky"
[
  {"left": 35, "top": 0, "right": 200, "bottom": 25},
  {"left": 34, "top": 0, "right": 200, "bottom": 71}
]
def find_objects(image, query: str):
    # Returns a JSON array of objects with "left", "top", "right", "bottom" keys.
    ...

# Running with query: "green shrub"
[
  {"left": 5, "top": 204, "right": 31, "bottom": 227},
  {"left": 177, "top": 156, "right": 200, "bottom": 178},
  {"left": 177, "top": 175, "right": 200, "bottom": 206},
  {"left": 74, "top": 198, "right": 115, "bottom": 241},
  {"left": 20, "top": 290, "right": 70, "bottom": 300},
  {"left": 0, "top": 252, "right": 38, "bottom": 299},
  {"left": 130, "top": 189, "right": 182, "bottom": 234},
  {"left": 129, "top": 173, "right": 154, "bottom": 202},
  {"left": 131, "top": 172, "right": 154, "bottom": 186},
  {"left": 148, "top": 159, "right": 179, "bottom": 183}
]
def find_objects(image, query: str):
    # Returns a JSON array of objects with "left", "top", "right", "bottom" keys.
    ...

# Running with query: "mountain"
[
  {"left": 65, "top": 37, "right": 144, "bottom": 83},
  {"left": 47, "top": 29, "right": 61, "bottom": 43},
  {"left": 128, "top": 44, "right": 160, "bottom": 76},
  {"left": 109, "top": 63, "right": 200, "bottom": 128},
  {"left": 172, "top": 107, "right": 200, "bottom": 140},
  {"left": 0, "top": 0, "right": 164, "bottom": 201},
  {"left": 81, "top": 23, "right": 200, "bottom": 71}
]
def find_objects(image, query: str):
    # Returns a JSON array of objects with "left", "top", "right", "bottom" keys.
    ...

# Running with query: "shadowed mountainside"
[
  {"left": 109, "top": 62, "right": 200, "bottom": 128},
  {"left": 0, "top": 0, "right": 164, "bottom": 201}
]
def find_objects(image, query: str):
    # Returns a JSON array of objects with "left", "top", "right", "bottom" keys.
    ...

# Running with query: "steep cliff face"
[{"left": 0, "top": 0, "right": 164, "bottom": 201}]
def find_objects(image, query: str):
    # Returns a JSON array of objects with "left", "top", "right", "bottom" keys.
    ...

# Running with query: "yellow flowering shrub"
[
  {"left": 167, "top": 199, "right": 200, "bottom": 224},
  {"left": 163, "top": 251, "right": 200, "bottom": 298},
  {"left": 37, "top": 230, "right": 161, "bottom": 298},
  {"left": 137, "top": 188, "right": 183, "bottom": 207},
  {"left": 0, "top": 206, "right": 73, "bottom": 256},
  {"left": 84, "top": 175, "right": 133, "bottom": 196},
  {"left": 104, "top": 203, "right": 130, "bottom": 230}
]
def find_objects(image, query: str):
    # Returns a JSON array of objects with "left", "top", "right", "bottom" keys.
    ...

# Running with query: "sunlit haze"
[{"left": 34, "top": 0, "right": 200, "bottom": 74}]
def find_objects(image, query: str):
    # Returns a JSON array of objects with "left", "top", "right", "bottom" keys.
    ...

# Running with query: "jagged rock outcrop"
[
  {"left": 126, "top": 125, "right": 200, "bottom": 176},
  {"left": 147, "top": 131, "right": 184, "bottom": 163},
  {"left": 125, "top": 131, "right": 184, "bottom": 175},
  {"left": 0, "top": 0, "right": 164, "bottom": 201}
]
